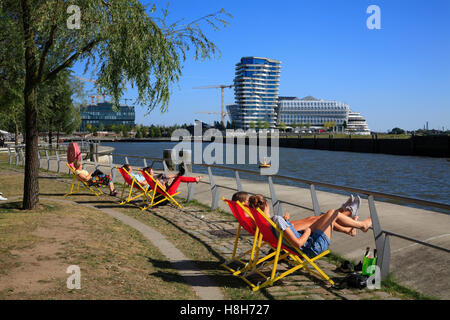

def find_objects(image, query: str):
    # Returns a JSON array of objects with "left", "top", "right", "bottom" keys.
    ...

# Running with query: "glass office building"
[
  {"left": 277, "top": 96, "right": 350, "bottom": 130},
  {"left": 80, "top": 102, "right": 135, "bottom": 131},
  {"left": 231, "top": 57, "right": 281, "bottom": 129}
]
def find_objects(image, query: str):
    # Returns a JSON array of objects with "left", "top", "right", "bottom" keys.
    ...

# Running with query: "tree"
[
  {"left": 1, "top": 0, "right": 230, "bottom": 209},
  {"left": 389, "top": 127, "right": 405, "bottom": 135}
]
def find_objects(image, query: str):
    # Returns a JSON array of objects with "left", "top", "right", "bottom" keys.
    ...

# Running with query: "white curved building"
[{"left": 232, "top": 57, "right": 281, "bottom": 129}]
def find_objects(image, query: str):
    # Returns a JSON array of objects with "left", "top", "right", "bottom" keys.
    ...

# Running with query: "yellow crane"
[
  {"left": 73, "top": 75, "right": 104, "bottom": 104},
  {"left": 193, "top": 84, "right": 234, "bottom": 127}
]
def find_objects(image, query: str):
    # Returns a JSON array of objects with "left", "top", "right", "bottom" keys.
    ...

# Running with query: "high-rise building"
[
  {"left": 80, "top": 102, "right": 135, "bottom": 131},
  {"left": 229, "top": 57, "right": 281, "bottom": 129}
]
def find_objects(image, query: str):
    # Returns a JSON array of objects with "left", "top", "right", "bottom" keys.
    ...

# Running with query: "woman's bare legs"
[
  {"left": 290, "top": 209, "right": 358, "bottom": 236},
  {"left": 309, "top": 209, "right": 372, "bottom": 240}
]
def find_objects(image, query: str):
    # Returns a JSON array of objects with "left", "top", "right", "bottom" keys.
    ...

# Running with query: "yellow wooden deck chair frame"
[
  {"left": 64, "top": 163, "right": 103, "bottom": 197},
  {"left": 220, "top": 197, "right": 269, "bottom": 285},
  {"left": 141, "top": 170, "right": 182, "bottom": 209},
  {"left": 117, "top": 166, "right": 151, "bottom": 209},
  {"left": 237, "top": 201, "right": 334, "bottom": 291}
]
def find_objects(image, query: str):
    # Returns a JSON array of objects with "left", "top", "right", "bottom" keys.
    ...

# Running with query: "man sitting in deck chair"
[
  {"left": 143, "top": 164, "right": 202, "bottom": 196},
  {"left": 73, "top": 159, "right": 118, "bottom": 196},
  {"left": 248, "top": 194, "right": 372, "bottom": 258}
]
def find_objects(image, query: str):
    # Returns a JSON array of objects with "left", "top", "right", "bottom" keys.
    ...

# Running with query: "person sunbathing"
[
  {"left": 231, "top": 191, "right": 249, "bottom": 206},
  {"left": 248, "top": 194, "right": 372, "bottom": 258},
  {"left": 73, "top": 159, "right": 118, "bottom": 196},
  {"left": 122, "top": 164, "right": 148, "bottom": 187},
  {"left": 143, "top": 164, "right": 202, "bottom": 195}
]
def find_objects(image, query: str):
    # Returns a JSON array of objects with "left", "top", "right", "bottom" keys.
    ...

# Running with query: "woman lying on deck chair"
[
  {"left": 248, "top": 194, "right": 372, "bottom": 258},
  {"left": 143, "top": 164, "right": 202, "bottom": 195},
  {"left": 73, "top": 159, "right": 118, "bottom": 196},
  {"left": 122, "top": 164, "right": 148, "bottom": 188}
]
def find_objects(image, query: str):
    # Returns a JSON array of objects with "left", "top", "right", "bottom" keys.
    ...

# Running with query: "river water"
[{"left": 101, "top": 141, "right": 450, "bottom": 209}]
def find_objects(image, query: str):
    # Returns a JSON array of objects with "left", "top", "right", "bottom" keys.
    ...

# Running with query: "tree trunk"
[
  {"left": 23, "top": 84, "right": 40, "bottom": 210},
  {"left": 21, "top": 0, "right": 40, "bottom": 210}
]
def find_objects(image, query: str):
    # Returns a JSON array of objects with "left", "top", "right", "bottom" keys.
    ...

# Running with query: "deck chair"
[
  {"left": 117, "top": 166, "right": 151, "bottom": 208},
  {"left": 64, "top": 163, "right": 103, "bottom": 197},
  {"left": 221, "top": 198, "right": 269, "bottom": 286},
  {"left": 140, "top": 170, "right": 182, "bottom": 209},
  {"left": 237, "top": 201, "right": 335, "bottom": 291}
]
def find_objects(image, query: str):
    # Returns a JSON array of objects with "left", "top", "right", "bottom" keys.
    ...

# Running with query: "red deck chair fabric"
[
  {"left": 142, "top": 171, "right": 196, "bottom": 196},
  {"left": 67, "top": 142, "right": 81, "bottom": 164},
  {"left": 224, "top": 199, "right": 256, "bottom": 236}
]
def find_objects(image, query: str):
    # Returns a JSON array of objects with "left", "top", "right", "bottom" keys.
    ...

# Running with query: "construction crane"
[
  {"left": 73, "top": 75, "right": 104, "bottom": 104},
  {"left": 192, "top": 84, "right": 234, "bottom": 127}
]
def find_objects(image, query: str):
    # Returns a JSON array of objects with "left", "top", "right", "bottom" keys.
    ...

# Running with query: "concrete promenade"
[{"left": 31, "top": 154, "right": 450, "bottom": 299}]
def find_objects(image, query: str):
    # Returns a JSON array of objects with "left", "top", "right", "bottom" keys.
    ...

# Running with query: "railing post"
[
  {"left": 20, "top": 148, "right": 25, "bottom": 166},
  {"left": 235, "top": 170, "right": 243, "bottom": 192},
  {"left": 56, "top": 150, "right": 61, "bottom": 173},
  {"left": 162, "top": 160, "right": 169, "bottom": 175},
  {"left": 94, "top": 153, "right": 99, "bottom": 170},
  {"left": 368, "top": 195, "right": 390, "bottom": 280},
  {"left": 109, "top": 154, "right": 116, "bottom": 183},
  {"left": 143, "top": 158, "right": 147, "bottom": 168},
  {"left": 208, "top": 167, "right": 219, "bottom": 210},
  {"left": 7, "top": 146, "right": 12, "bottom": 164},
  {"left": 310, "top": 184, "right": 321, "bottom": 216},
  {"left": 268, "top": 176, "right": 283, "bottom": 216},
  {"left": 45, "top": 150, "right": 50, "bottom": 171},
  {"left": 186, "top": 165, "right": 194, "bottom": 202},
  {"left": 37, "top": 149, "right": 41, "bottom": 168},
  {"left": 15, "top": 147, "right": 20, "bottom": 166}
]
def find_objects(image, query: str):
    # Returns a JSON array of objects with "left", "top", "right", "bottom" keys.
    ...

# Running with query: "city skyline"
[{"left": 72, "top": 0, "right": 450, "bottom": 132}]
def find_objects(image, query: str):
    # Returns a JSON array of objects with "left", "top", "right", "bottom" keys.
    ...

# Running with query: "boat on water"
[{"left": 259, "top": 157, "right": 271, "bottom": 168}]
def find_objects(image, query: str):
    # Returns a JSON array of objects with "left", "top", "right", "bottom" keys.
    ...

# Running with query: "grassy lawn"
[{"left": 0, "top": 159, "right": 198, "bottom": 299}]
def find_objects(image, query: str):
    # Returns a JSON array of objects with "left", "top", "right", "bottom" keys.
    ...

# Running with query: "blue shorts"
[
  {"left": 301, "top": 230, "right": 330, "bottom": 258},
  {"left": 277, "top": 221, "right": 330, "bottom": 258}
]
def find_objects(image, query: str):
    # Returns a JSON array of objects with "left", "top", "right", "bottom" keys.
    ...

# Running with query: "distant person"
[
  {"left": 248, "top": 194, "right": 372, "bottom": 258},
  {"left": 73, "top": 159, "right": 118, "bottom": 196}
]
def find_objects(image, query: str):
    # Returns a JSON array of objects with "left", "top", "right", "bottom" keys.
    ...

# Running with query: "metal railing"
[{"left": 7, "top": 144, "right": 450, "bottom": 281}]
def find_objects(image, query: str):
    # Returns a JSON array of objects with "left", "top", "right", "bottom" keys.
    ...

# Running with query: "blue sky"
[{"left": 72, "top": 0, "right": 450, "bottom": 132}]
